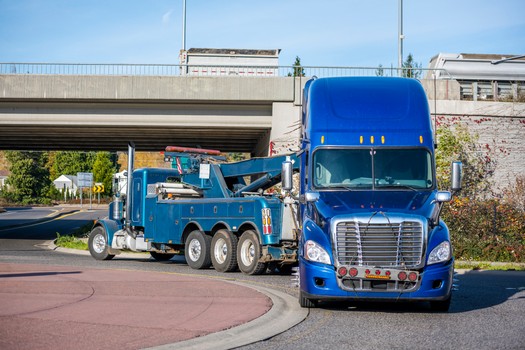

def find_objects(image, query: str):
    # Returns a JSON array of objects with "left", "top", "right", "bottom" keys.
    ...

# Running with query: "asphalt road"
[{"left": 1, "top": 207, "right": 524, "bottom": 350}]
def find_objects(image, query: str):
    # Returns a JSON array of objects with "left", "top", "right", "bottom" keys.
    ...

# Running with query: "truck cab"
[{"left": 297, "top": 77, "right": 461, "bottom": 311}]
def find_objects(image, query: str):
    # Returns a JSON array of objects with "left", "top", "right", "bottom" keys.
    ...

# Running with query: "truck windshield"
[{"left": 313, "top": 148, "right": 434, "bottom": 190}]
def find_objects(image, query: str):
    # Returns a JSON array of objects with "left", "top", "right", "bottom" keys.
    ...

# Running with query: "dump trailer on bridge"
[{"left": 88, "top": 76, "right": 462, "bottom": 311}]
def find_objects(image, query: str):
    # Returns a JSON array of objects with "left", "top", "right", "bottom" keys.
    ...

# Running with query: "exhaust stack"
[{"left": 125, "top": 141, "right": 135, "bottom": 228}]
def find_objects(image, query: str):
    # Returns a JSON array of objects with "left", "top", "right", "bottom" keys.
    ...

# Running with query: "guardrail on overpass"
[{"left": 1, "top": 62, "right": 448, "bottom": 79}]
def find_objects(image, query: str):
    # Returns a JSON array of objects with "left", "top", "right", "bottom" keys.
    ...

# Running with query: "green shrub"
[
  {"left": 55, "top": 233, "right": 88, "bottom": 250},
  {"left": 444, "top": 197, "right": 525, "bottom": 263}
]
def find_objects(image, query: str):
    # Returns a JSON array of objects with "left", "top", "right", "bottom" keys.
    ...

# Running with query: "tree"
[
  {"left": 5, "top": 151, "right": 51, "bottom": 204},
  {"left": 435, "top": 123, "right": 495, "bottom": 199},
  {"left": 92, "top": 152, "right": 116, "bottom": 197},
  {"left": 51, "top": 151, "right": 97, "bottom": 180},
  {"left": 288, "top": 56, "right": 305, "bottom": 77},
  {"left": 375, "top": 64, "right": 385, "bottom": 77},
  {"left": 402, "top": 53, "right": 422, "bottom": 79}
]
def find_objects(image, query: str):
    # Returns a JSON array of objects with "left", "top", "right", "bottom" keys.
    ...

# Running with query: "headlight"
[
  {"left": 304, "top": 240, "right": 331, "bottom": 265},
  {"left": 428, "top": 241, "right": 451, "bottom": 265}
]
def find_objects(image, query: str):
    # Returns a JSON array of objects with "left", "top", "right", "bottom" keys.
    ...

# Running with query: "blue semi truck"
[{"left": 88, "top": 76, "right": 461, "bottom": 311}]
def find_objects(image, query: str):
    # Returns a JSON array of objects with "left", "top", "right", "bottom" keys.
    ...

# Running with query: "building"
[
  {"left": 428, "top": 53, "right": 525, "bottom": 101},
  {"left": 0, "top": 169, "right": 8, "bottom": 188},
  {"left": 53, "top": 175, "right": 78, "bottom": 195},
  {"left": 180, "top": 48, "right": 281, "bottom": 76}
]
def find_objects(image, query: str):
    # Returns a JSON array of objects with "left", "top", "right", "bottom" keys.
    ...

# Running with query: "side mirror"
[
  {"left": 303, "top": 191, "right": 320, "bottom": 203},
  {"left": 435, "top": 191, "right": 452, "bottom": 203},
  {"left": 281, "top": 157, "right": 293, "bottom": 191},
  {"left": 451, "top": 161, "right": 462, "bottom": 192}
]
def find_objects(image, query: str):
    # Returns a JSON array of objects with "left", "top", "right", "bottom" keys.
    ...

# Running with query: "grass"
[
  {"left": 54, "top": 222, "right": 93, "bottom": 250},
  {"left": 455, "top": 260, "right": 525, "bottom": 271},
  {"left": 55, "top": 233, "right": 88, "bottom": 250}
]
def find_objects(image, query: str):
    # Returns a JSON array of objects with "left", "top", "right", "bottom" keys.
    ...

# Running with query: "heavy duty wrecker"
[{"left": 89, "top": 76, "right": 462, "bottom": 311}]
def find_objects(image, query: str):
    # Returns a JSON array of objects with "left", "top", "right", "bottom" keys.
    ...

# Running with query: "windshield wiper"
[
  {"left": 376, "top": 184, "right": 417, "bottom": 191},
  {"left": 322, "top": 184, "right": 355, "bottom": 191}
]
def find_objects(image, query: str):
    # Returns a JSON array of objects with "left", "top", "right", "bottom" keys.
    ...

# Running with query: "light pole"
[{"left": 398, "top": 0, "right": 404, "bottom": 74}]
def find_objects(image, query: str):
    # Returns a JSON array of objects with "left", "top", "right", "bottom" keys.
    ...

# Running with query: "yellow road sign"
[{"left": 93, "top": 184, "right": 104, "bottom": 193}]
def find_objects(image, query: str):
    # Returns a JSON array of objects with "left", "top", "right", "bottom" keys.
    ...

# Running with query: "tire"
[
  {"left": 88, "top": 226, "right": 115, "bottom": 261},
  {"left": 430, "top": 295, "right": 452, "bottom": 312},
  {"left": 150, "top": 251, "right": 175, "bottom": 261},
  {"left": 211, "top": 229, "right": 238, "bottom": 272},
  {"left": 184, "top": 230, "right": 212, "bottom": 270},
  {"left": 299, "top": 290, "right": 317, "bottom": 308},
  {"left": 237, "top": 230, "right": 267, "bottom": 275}
]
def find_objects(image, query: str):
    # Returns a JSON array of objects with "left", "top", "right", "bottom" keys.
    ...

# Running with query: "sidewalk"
[
  {"left": 0, "top": 262, "right": 306, "bottom": 350},
  {"left": 0, "top": 206, "right": 307, "bottom": 349}
]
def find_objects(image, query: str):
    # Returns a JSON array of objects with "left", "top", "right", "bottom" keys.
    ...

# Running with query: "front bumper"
[{"left": 300, "top": 257, "right": 454, "bottom": 302}]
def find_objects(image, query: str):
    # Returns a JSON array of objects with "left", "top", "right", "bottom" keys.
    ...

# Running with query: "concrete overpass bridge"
[{"left": 1, "top": 64, "right": 524, "bottom": 160}]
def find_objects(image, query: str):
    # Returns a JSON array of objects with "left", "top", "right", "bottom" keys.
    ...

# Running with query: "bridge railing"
[{"left": 0, "top": 62, "right": 450, "bottom": 79}]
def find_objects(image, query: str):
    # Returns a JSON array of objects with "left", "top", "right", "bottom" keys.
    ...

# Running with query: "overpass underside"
[
  {"left": 0, "top": 75, "right": 303, "bottom": 154},
  {"left": 0, "top": 101, "right": 272, "bottom": 152}
]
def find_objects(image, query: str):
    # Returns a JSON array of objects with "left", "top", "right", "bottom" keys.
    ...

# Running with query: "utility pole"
[
  {"left": 179, "top": 0, "right": 187, "bottom": 74},
  {"left": 182, "top": 0, "right": 186, "bottom": 52},
  {"left": 398, "top": 0, "right": 404, "bottom": 74}
]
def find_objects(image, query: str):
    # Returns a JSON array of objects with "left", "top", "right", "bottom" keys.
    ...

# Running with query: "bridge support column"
[{"left": 254, "top": 102, "right": 301, "bottom": 157}]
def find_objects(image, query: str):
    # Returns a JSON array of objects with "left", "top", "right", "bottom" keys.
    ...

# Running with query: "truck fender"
[
  {"left": 93, "top": 219, "right": 122, "bottom": 251},
  {"left": 427, "top": 220, "right": 451, "bottom": 259}
]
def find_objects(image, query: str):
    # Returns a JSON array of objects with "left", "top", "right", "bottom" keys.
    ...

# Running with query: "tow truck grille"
[{"left": 335, "top": 220, "right": 424, "bottom": 268}]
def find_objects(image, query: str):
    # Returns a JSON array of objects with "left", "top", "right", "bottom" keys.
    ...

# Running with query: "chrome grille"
[{"left": 335, "top": 220, "right": 423, "bottom": 268}]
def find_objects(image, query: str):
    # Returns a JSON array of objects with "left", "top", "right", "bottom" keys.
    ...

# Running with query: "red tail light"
[
  {"left": 398, "top": 271, "right": 407, "bottom": 281},
  {"left": 408, "top": 272, "right": 418, "bottom": 282}
]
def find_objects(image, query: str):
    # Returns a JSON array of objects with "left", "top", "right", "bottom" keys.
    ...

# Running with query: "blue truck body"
[
  {"left": 297, "top": 77, "right": 459, "bottom": 310},
  {"left": 89, "top": 76, "right": 460, "bottom": 310}
]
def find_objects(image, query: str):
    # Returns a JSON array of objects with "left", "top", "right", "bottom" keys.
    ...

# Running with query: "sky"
[{"left": 0, "top": 0, "right": 524, "bottom": 69}]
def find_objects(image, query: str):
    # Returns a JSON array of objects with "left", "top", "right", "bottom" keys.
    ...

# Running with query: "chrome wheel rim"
[
  {"left": 240, "top": 240, "right": 255, "bottom": 267},
  {"left": 214, "top": 237, "right": 227, "bottom": 264},
  {"left": 93, "top": 233, "right": 106, "bottom": 254},
  {"left": 188, "top": 238, "right": 202, "bottom": 261}
]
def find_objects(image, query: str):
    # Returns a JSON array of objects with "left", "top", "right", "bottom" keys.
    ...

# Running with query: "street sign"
[
  {"left": 93, "top": 184, "right": 104, "bottom": 193},
  {"left": 77, "top": 172, "right": 93, "bottom": 188}
]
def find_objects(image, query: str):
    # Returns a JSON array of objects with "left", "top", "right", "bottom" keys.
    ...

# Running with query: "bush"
[
  {"left": 55, "top": 233, "right": 88, "bottom": 250},
  {"left": 443, "top": 197, "right": 525, "bottom": 263}
]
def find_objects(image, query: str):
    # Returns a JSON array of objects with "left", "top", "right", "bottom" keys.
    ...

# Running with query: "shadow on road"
[{"left": 304, "top": 269, "right": 525, "bottom": 314}]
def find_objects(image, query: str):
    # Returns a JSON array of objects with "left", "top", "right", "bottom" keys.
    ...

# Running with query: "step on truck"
[{"left": 88, "top": 76, "right": 461, "bottom": 311}]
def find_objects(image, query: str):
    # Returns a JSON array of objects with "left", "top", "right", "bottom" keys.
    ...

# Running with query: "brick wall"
[{"left": 435, "top": 114, "right": 525, "bottom": 194}]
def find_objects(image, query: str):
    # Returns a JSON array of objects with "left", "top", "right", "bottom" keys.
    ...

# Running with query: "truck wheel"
[
  {"left": 185, "top": 230, "right": 212, "bottom": 269},
  {"left": 430, "top": 295, "right": 451, "bottom": 312},
  {"left": 88, "top": 226, "right": 115, "bottom": 261},
  {"left": 237, "top": 230, "right": 267, "bottom": 275},
  {"left": 150, "top": 251, "right": 175, "bottom": 261},
  {"left": 299, "top": 291, "right": 317, "bottom": 308},
  {"left": 211, "top": 229, "right": 238, "bottom": 272}
]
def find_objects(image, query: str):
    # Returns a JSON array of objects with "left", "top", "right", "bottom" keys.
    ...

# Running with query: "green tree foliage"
[
  {"left": 435, "top": 123, "right": 495, "bottom": 199},
  {"left": 92, "top": 152, "right": 116, "bottom": 196},
  {"left": 51, "top": 151, "right": 97, "bottom": 180},
  {"left": 288, "top": 56, "right": 305, "bottom": 77},
  {"left": 375, "top": 64, "right": 384, "bottom": 77},
  {"left": 5, "top": 151, "right": 51, "bottom": 204},
  {"left": 436, "top": 122, "right": 524, "bottom": 263},
  {"left": 402, "top": 53, "right": 422, "bottom": 79}
]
